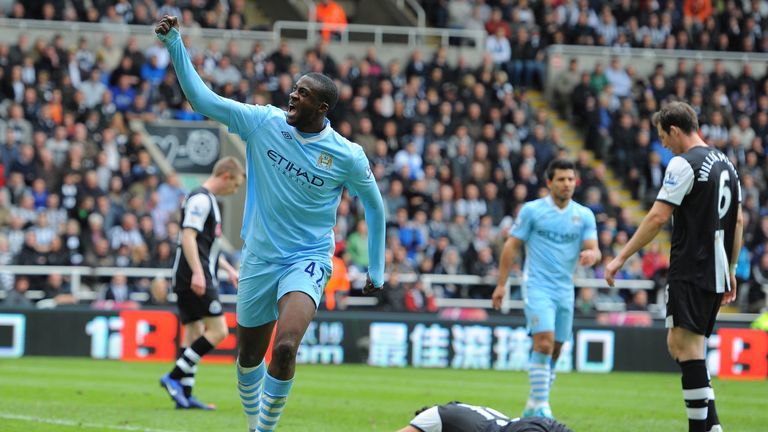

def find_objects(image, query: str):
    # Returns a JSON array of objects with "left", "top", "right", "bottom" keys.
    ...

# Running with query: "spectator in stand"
[
  {"left": 376, "top": 268, "right": 405, "bottom": 311},
  {"left": 748, "top": 250, "right": 768, "bottom": 312},
  {"left": 684, "top": 0, "right": 713, "bottom": 31},
  {"left": 324, "top": 253, "right": 350, "bottom": 310},
  {"left": 111, "top": 75, "right": 137, "bottom": 113},
  {"left": 176, "top": 100, "right": 204, "bottom": 121},
  {"left": 641, "top": 241, "right": 669, "bottom": 280},
  {"left": 100, "top": 272, "right": 135, "bottom": 302},
  {"left": 108, "top": 213, "right": 144, "bottom": 251},
  {"left": 42, "top": 273, "right": 76, "bottom": 305},
  {"left": 626, "top": 289, "right": 649, "bottom": 311},
  {"left": 404, "top": 280, "right": 437, "bottom": 312},
  {"left": 140, "top": 54, "right": 166, "bottom": 87},
  {"left": 346, "top": 219, "right": 369, "bottom": 272},
  {"left": 485, "top": 27, "right": 512, "bottom": 72},
  {"left": 315, "top": 0, "right": 348, "bottom": 42},
  {"left": 575, "top": 286, "right": 597, "bottom": 316},
  {"left": 4, "top": 276, "right": 33, "bottom": 307}
]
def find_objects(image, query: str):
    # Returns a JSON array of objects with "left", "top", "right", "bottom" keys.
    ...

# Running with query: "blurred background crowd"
[{"left": 0, "top": 0, "right": 766, "bottom": 315}]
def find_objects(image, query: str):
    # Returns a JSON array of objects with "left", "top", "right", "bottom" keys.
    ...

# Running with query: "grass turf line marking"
[{"left": 0, "top": 412, "right": 184, "bottom": 432}]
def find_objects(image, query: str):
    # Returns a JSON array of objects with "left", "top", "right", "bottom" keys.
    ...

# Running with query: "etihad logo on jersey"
[
  {"left": 316, "top": 152, "right": 333, "bottom": 170},
  {"left": 535, "top": 229, "right": 580, "bottom": 244},
  {"left": 267, "top": 149, "right": 326, "bottom": 188}
]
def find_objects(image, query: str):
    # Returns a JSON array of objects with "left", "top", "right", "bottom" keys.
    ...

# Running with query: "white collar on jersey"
[
  {"left": 545, "top": 195, "right": 571, "bottom": 214},
  {"left": 293, "top": 119, "right": 332, "bottom": 145}
]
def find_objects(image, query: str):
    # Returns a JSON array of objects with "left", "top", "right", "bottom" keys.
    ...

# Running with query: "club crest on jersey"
[
  {"left": 316, "top": 152, "right": 333, "bottom": 170},
  {"left": 572, "top": 215, "right": 581, "bottom": 225},
  {"left": 281, "top": 131, "right": 292, "bottom": 140}
]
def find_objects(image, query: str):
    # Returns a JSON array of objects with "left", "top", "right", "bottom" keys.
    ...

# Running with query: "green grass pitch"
[{"left": 1, "top": 357, "right": 765, "bottom": 431}]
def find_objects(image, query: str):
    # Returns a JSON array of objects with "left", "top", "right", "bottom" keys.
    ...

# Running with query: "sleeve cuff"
[{"left": 156, "top": 27, "right": 181, "bottom": 46}]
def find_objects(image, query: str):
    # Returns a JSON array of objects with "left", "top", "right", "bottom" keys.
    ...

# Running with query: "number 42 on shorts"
[{"left": 304, "top": 262, "right": 326, "bottom": 285}]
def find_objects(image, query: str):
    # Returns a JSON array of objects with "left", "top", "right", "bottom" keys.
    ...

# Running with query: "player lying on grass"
[{"left": 398, "top": 401, "right": 574, "bottom": 432}]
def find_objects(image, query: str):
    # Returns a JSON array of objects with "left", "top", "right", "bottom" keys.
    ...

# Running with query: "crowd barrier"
[{"left": 0, "top": 308, "right": 764, "bottom": 380}]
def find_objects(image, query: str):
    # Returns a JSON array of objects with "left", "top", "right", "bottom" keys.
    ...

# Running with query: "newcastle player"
[
  {"left": 160, "top": 156, "right": 245, "bottom": 410},
  {"left": 606, "top": 102, "right": 742, "bottom": 432},
  {"left": 398, "top": 401, "right": 573, "bottom": 432}
]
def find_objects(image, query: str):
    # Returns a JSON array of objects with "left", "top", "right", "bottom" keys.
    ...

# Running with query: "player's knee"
[
  {"left": 208, "top": 328, "right": 228, "bottom": 345},
  {"left": 667, "top": 338, "right": 684, "bottom": 360},
  {"left": 237, "top": 347, "right": 262, "bottom": 367},
  {"left": 271, "top": 339, "right": 298, "bottom": 370},
  {"left": 666, "top": 337, "right": 676, "bottom": 357},
  {"left": 666, "top": 344, "right": 677, "bottom": 360},
  {"left": 534, "top": 340, "right": 554, "bottom": 354}
]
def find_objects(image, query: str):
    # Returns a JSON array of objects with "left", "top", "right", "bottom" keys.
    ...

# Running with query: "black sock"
[
  {"left": 679, "top": 359, "right": 709, "bottom": 432},
  {"left": 169, "top": 337, "right": 215, "bottom": 396},
  {"left": 706, "top": 370, "right": 720, "bottom": 430},
  {"left": 170, "top": 346, "right": 192, "bottom": 396},
  {"left": 169, "top": 346, "right": 187, "bottom": 381}
]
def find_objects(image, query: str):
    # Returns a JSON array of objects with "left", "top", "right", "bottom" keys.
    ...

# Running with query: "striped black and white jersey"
[
  {"left": 409, "top": 403, "right": 572, "bottom": 432},
  {"left": 172, "top": 187, "right": 222, "bottom": 292},
  {"left": 656, "top": 145, "right": 741, "bottom": 293}
]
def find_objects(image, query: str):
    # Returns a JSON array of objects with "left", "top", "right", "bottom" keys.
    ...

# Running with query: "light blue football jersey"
[
  {"left": 160, "top": 28, "right": 385, "bottom": 285},
  {"left": 510, "top": 196, "right": 597, "bottom": 297}
]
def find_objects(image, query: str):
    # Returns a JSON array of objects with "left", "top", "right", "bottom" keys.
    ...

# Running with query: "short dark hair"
[
  {"left": 414, "top": 401, "right": 462, "bottom": 416},
  {"left": 414, "top": 406, "right": 432, "bottom": 416},
  {"left": 305, "top": 72, "right": 338, "bottom": 111},
  {"left": 546, "top": 158, "right": 576, "bottom": 181},
  {"left": 651, "top": 101, "right": 699, "bottom": 134}
]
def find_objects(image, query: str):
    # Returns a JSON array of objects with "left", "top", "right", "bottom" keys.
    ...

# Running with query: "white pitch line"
[{"left": 0, "top": 412, "right": 185, "bottom": 432}]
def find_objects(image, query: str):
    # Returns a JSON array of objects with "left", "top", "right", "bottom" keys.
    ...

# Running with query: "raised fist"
[{"left": 155, "top": 15, "right": 179, "bottom": 36}]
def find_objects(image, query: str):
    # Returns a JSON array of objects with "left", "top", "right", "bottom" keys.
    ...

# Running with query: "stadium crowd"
[{"left": 0, "top": 0, "right": 765, "bottom": 314}]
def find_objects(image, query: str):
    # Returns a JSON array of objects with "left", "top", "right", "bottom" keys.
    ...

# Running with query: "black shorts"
[
  {"left": 665, "top": 280, "right": 724, "bottom": 337},
  {"left": 506, "top": 417, "right": 573, "bottom": 432},
  {"left": 175, "top": 288, "right": 223, "bottom": 324}
]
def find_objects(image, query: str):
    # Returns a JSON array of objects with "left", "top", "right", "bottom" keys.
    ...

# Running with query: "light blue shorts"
[
  {"left": 236, "top": 251, "right": 331, "bottom": 328},
  {"left": 524, "top": 293, "right": 574, "bottom": 342}
]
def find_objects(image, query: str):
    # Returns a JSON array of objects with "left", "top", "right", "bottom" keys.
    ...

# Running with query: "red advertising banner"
[
  {"left": 119, "top": 310, "right": 276, "bottom": 364},
  {"left": 717, "top": 329, "right": 768, "bottom": 380}
]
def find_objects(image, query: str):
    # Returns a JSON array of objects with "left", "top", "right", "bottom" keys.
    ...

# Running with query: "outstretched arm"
[
  {"left": 347, "top": 152, "right": 385, "bottom": 293},
  {"left": 605, "top": 200, "right": 673, "bottom": 286},
  {"left": 492, "top": 236, "right": 523, "bottom": 309},
  {"left": 181, "top": 228, "right": 206, "bottom": 296},
  {"left": 358, "top": 183, "right": 385, "bottom": 292},
  {"left": 579, "top": 238, "right": 601, "bottom": 267},
  {"left": 724, "top": 205, "right": 743, "bottom": 305},
  {"left": 218, "top": 254, "right": 239, "bottom": 289},
  {"left": 155, "top": 15, "right": 239, "bottom": 126}
]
